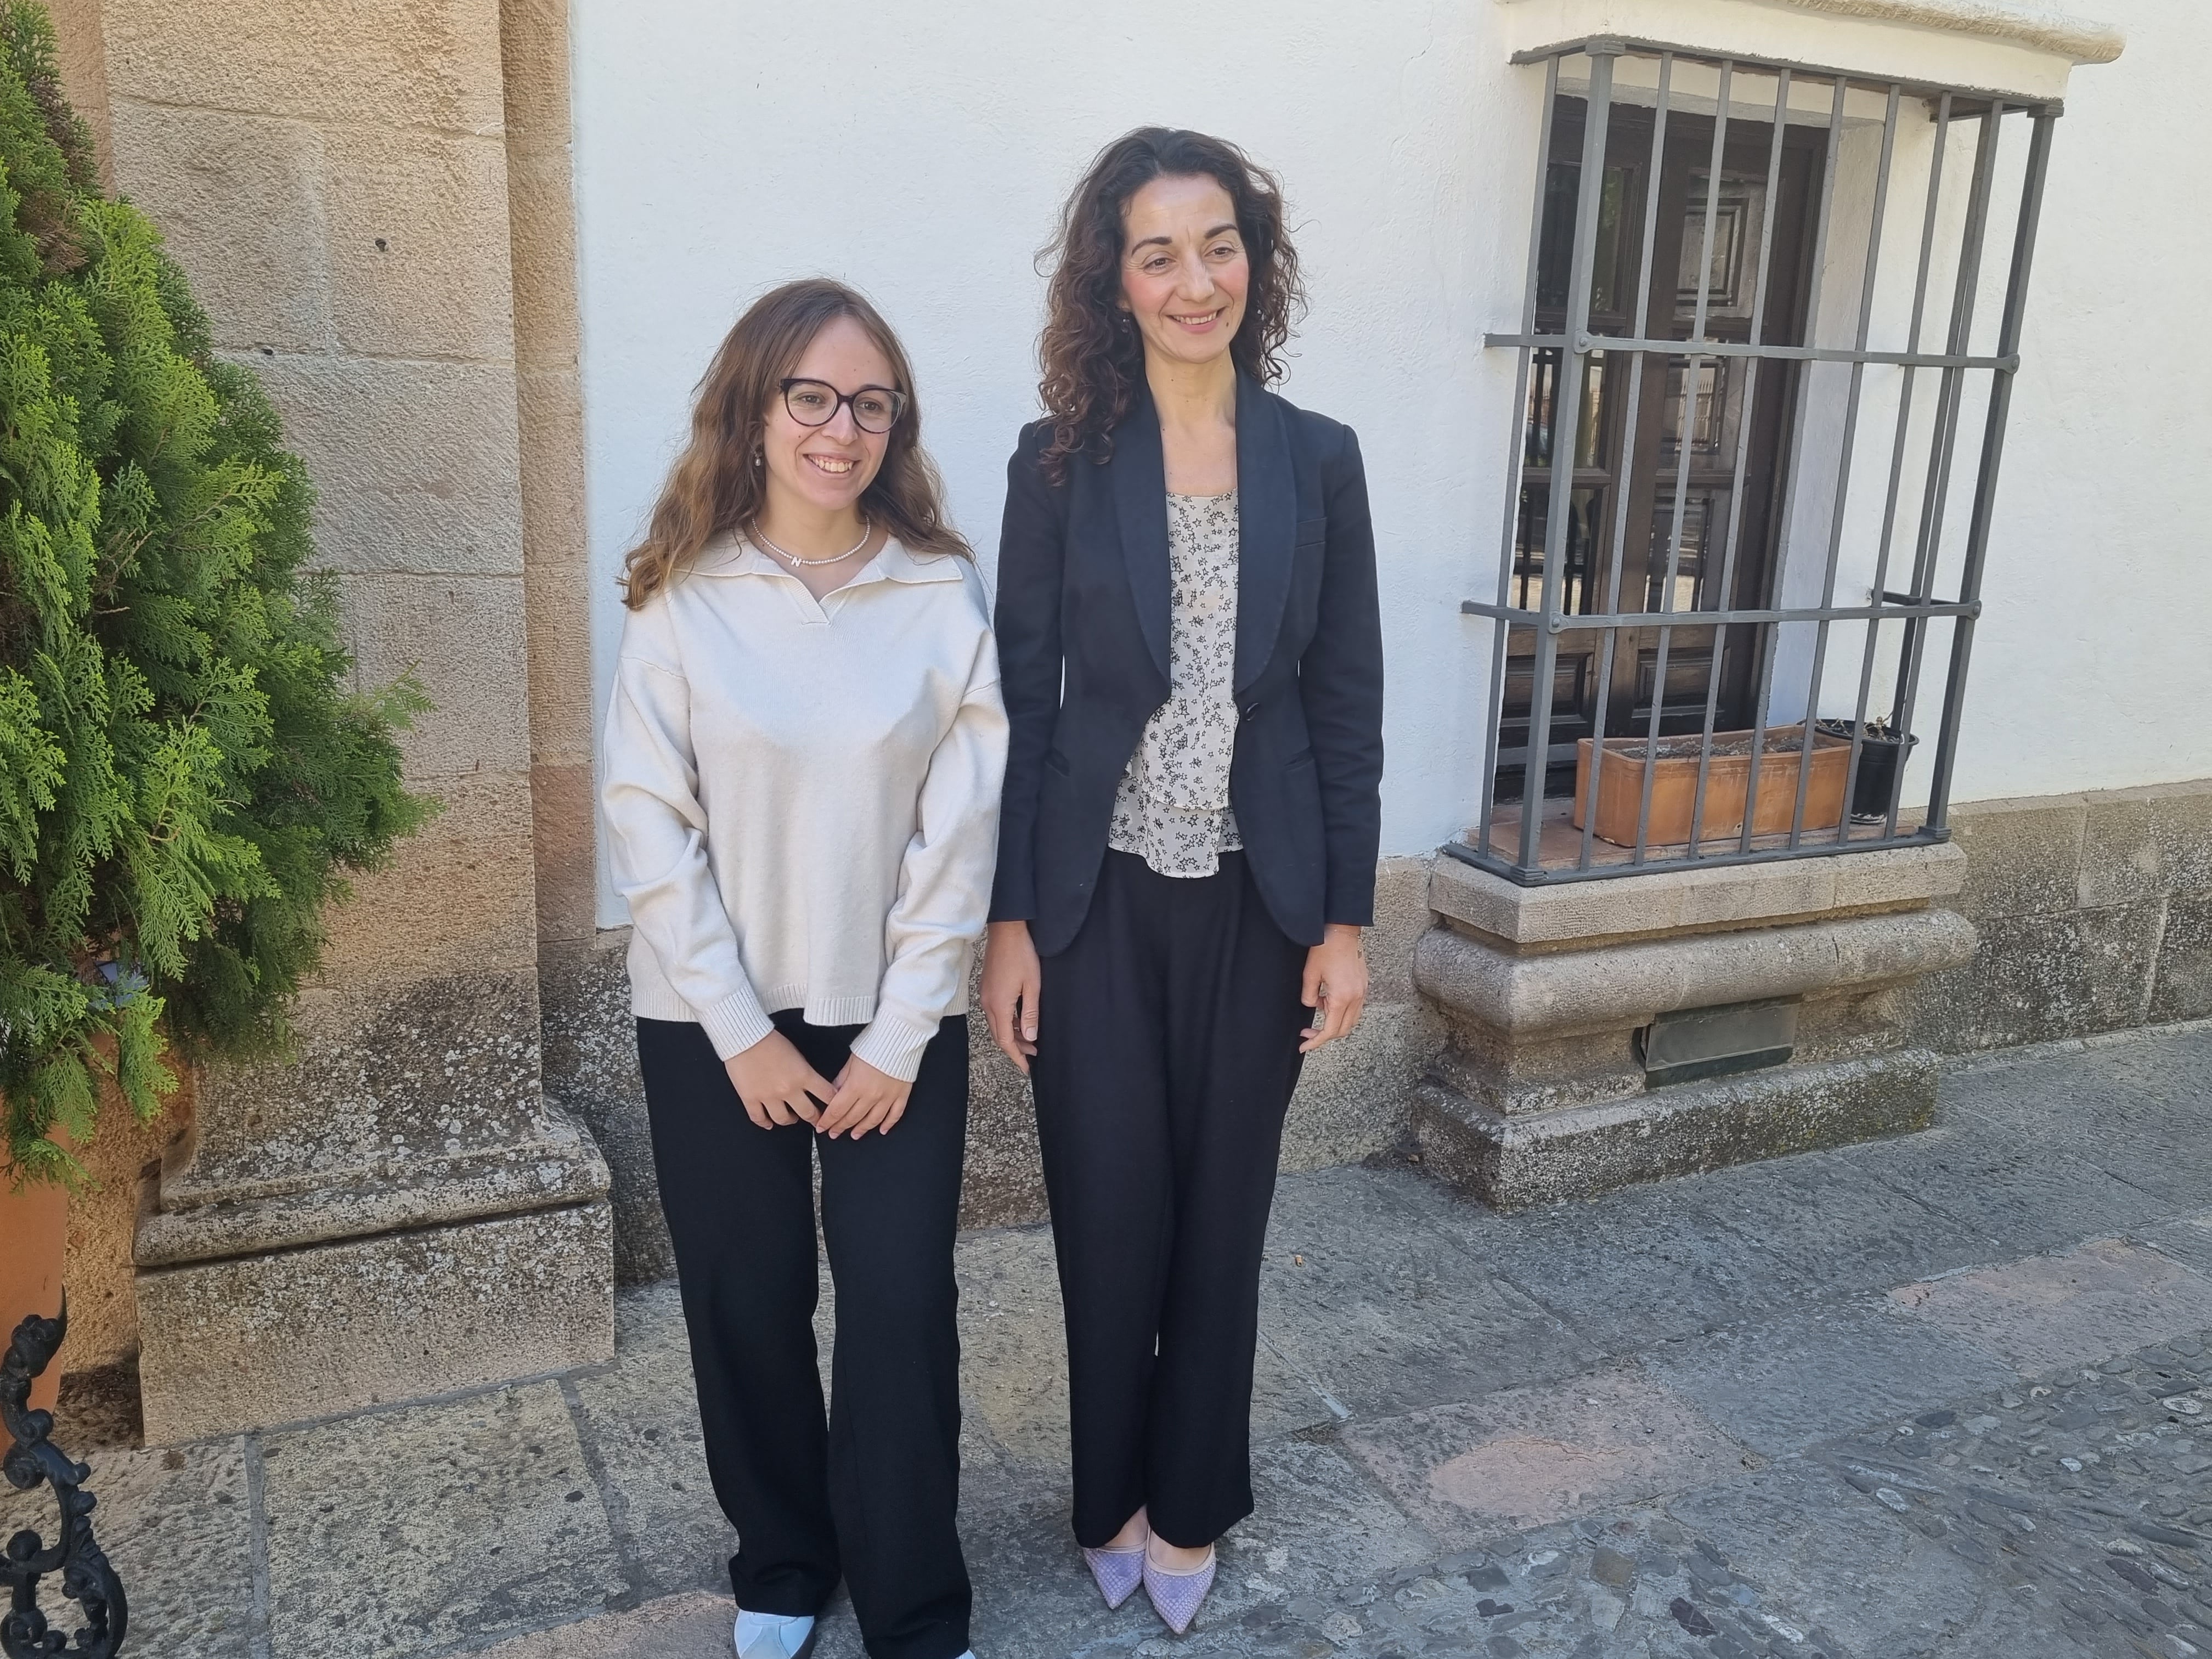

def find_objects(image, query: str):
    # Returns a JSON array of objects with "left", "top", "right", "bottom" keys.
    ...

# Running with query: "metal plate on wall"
[{"left": 1637, "top": 997, "right": 1799, "bottom": 1087}]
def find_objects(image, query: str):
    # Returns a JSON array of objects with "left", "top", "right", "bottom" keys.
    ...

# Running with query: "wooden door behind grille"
[{"left": 1497, "top": 95, "right": 1822, "bottom": 801}]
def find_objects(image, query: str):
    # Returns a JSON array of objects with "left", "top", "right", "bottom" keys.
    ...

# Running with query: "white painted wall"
[
  {"left": 1957, "top": 0, "right": 2212, "bottom": 802},
  {"left": 571, "top": 0, "right": 2208, "bottom": 923}
]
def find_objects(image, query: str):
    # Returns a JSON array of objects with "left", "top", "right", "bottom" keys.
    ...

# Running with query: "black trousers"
[
  {"left": 636, "top": 1012, "right": 972, "bottom": 1659},
  {"left": 1032, "top": 850, "right": 1310, "bottom": 1550}
]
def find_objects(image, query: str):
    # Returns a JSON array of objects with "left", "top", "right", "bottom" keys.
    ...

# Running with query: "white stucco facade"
[{"left": 571, "top": 0, "right": 2204, "bottom": 925}]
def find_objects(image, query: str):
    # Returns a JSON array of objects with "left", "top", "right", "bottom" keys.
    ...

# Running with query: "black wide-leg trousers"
[
  {"left": 636, "top": 1012, "right": 972, "bottom": 1659},
  {"left": 1032, "top": 850, "right": 1311, "bottom": 1550}
]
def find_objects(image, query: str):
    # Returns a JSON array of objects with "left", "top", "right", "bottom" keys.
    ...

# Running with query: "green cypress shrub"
[{"left": 0, "top": 1, "right": 431, "bottom": 1187}]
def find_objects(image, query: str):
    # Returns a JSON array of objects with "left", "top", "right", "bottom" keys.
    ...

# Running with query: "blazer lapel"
[
  {"left": 1111, "top": 388, "right": 1173, "bottom": 687},
  {"left": 1233, "top": 375, "right": 1295, "bottom": 696}
]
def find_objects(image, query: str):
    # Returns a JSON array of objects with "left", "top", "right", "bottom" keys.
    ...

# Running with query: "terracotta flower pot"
[
  {"left": 1572, "top": 724, "right": 1851, "bottom": 849},
  {"left": 1, "top": 1171, "right": 69, "bottom": 1415}
]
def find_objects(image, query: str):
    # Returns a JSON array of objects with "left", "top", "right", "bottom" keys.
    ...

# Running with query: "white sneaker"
[{"left": 733, "top": 1611, "right": 817, "bottom": 1659}]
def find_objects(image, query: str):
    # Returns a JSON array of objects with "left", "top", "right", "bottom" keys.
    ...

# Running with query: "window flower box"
[{"left": 1572, "top": 725, "right": 1850, "bottom": 849}]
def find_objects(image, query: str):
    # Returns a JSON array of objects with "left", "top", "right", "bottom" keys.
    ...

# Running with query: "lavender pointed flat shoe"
[
  {"left": 1082, "top": 1543, "right": 1147, "bottom": 1610},
  {"left": 1141, "top": 1545, "right": 1216, "bottom": 1635}
]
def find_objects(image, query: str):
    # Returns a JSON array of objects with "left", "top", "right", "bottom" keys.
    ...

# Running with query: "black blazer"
[{"left": 990, "top": 375, "right": 1384, "bottom": 957}]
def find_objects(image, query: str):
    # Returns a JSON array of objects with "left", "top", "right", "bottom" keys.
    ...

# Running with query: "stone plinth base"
[
  {"left": 1413, "top": 1049, "right": 1940, "bottom": 1210},
  {"left": 1413, "top": 845, "right": 1976, "bottom": 1209},
  {"left": 133, "top": 974, "right": 615, "bottom": 1442},
  {"left": 137, "top": 1199, "right": 613, "bottom": 1443}
]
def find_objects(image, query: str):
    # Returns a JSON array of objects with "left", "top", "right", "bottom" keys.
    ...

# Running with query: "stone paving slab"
[
  {"left": 471, "top": 1591, "right": 733, "bottom": 1658},
  {"left": 564, "top": 1283, "right": 736, "bottom": 1600},
  {"left": 259, "top": 1380, "right": 629, "bottom": 1657},
  {"left": 1339, "top": 1365, "right": 1746, "bottom": 1539},
  {"left": 1669, "top": 1147, "right": 2007, "bottom": 1296},
  {"left": 1444, "top": 1176, "right": 1825, "bottom": 1356},
  {"left": 1833, "top": 1119, "right": 2176, "bottom": 1258},
  {"left": 1024, "top": 1330, "right": 2212, "bottom": 1659},
  {"left": 1635, "top": 1300, "right": 2021, "bottom": 1458},
  {"left": 1948, "top": 1062, "right": 2211, "bottom": 1212},
  {"left": 1891, "top": 1238, "right": 2212, "bottom": 1373},
  {"left": 0, "top": 1437, "right": 257, "bottom": 1657},
  {"left": 2147, "top": 1217, "right": 2212, "bottom": 1279},
  {"left": 1260, "top": 1169, "right": 1593, "bottom": 1418},
  {"left": 21, "top": 1021, "right": 2212, "bottom": 1658},
  {"left": 862, "top": 1437, "right": 1452, "bottom": 1659}
]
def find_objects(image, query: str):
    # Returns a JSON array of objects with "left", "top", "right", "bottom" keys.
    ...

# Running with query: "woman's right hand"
[
  {"left": 981, "top": 919, "right": 1042, "bottom": 1074},
  {"left": 724, "top": 1032, "right": 837, "bottom": 1130}
]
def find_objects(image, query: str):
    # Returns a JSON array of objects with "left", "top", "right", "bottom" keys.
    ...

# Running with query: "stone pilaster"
[
  {"left": 1412, "top": 844, "right": 1977, "bottom": 1209},
  {"left": 95, "top": 0, "right": 611, "bottom": 1441}
]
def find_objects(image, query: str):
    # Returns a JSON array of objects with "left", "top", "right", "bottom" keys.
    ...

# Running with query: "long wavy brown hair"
[
  {"left": 1036, "top": 128, "right": 1306, "bottom": 482},
  {"left": 621, "top": 278, "right": 969, "bottom": 608}
]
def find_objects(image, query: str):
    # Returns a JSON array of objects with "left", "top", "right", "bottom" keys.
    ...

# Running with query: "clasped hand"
[
  {"left": 723, "top": 1031, "right": 913, "bottom": 1138},
  {"left": 983, "top": 917, "right": 1369, "bottom": 1069}
]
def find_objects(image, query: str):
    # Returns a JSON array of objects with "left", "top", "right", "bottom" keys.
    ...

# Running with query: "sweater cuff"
[
  {"left": 847, "top": 1010, "right": 943, "bottom": 1084},
  {"left": 695, "top": 992, "right": 777, "bottom": 1062}
]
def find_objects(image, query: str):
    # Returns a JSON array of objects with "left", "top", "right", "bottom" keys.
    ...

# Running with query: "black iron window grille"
[{"left": 1458, "top": 37, "right": 2058, "bottom": 883}]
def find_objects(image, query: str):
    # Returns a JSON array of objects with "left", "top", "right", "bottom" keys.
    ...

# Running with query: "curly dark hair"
[{"left": 1037, "top": 127, "right": 1306, "bottom": 482}]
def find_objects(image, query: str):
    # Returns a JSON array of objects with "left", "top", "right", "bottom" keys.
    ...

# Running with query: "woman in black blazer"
[{"left": 980, "top": 128, "right": 1383, "bottom": 1634}]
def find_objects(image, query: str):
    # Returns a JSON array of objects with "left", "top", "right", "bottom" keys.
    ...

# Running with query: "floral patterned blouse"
[{"left": 1108, "top": 491, "right": 1244, "bottom": 877}]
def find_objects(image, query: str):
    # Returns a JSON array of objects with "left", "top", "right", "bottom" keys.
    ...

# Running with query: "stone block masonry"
[
  {"left": 41, "top": 0, "right": 619, "bottom": 1437},
  {"left": 1916, "top": 778, "right": 2212, "bottom": 1050}
]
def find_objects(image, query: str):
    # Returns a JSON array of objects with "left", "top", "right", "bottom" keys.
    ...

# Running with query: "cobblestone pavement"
[{"left": 8, "top": 1025, "right": 2210, "bottom": 1659}]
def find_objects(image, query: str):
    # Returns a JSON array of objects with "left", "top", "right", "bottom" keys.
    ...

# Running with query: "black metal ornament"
[{"left": 2, "top": 1300, "right": 126, "bottom": 1657}]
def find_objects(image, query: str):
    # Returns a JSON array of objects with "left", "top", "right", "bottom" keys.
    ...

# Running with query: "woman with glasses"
[
  {"left": 601, "top": 278, "right": 1003, "bottom": 1659},
  {"left": 980, "top": 129, "right": 1384, "bottom": 1634}
]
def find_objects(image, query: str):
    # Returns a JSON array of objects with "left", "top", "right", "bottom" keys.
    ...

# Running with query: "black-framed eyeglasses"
[{"left": 780, "top": 377, "right": 907, "bottom": 435}]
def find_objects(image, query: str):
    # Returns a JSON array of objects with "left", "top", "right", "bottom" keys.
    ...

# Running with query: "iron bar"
[
  {"left": 1790, "top": 82, "right": 1903, "bottom": 847},
  {"left": 1631, "top": 57, "right": 1736, "bottom": 865},
  {"left": 1517, "top": 44, "right": 1620, "bottom": 871},
  {"left": 1839, "top": 89, "right": 1953, "bottom": 846},
  {"left": 1738, "top": 74, "right": 1849, "bottom": 852},
  {"left": 1446, "top": 821, "right": 1946, "bottom": 887},
  {"left": 1476, "top": 52, "right": 1562, "bottom": 862},
  {"left": 1461, "top": 597, "right": 1979, "bottom": 627},
  {"left": 1923, "top": 107, "right": 2057, "bottom": 831},
  {"left": 1686, "top": 66, "right": 1790, "bottom": 857},
  {"left": 1483, "top": 332, "right": 2018, "bottom": 371},
  {"left": 1885, "top": 101, "right": 2005, "bottom": 837},
  {"left": 1578, "top": 52, "right": 1675, "bottom": 872}
]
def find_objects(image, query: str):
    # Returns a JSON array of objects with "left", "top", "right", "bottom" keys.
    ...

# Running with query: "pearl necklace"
[{"left": 753, "top": 520, "right": 872, "bottom": 568}]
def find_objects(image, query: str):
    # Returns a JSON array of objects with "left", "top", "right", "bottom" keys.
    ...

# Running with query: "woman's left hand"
[
  {"left": 817, "top": 1054, "right": 915, "bottom": 1138},
  {"left": 1299, "top": 924, "right": 1369, "bottom": 1053}
]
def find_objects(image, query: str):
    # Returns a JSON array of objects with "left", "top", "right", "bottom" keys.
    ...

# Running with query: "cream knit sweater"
[{"left": 599, "top": 536, "right": 1006, "bottom": 1082}]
